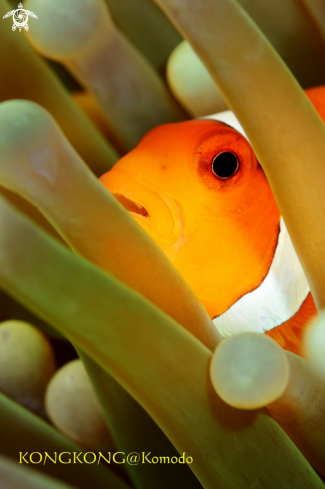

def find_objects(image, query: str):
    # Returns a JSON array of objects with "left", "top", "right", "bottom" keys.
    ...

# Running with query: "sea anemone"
[{"left": 0, "top": 0, "right": 325, "bottom": 488}]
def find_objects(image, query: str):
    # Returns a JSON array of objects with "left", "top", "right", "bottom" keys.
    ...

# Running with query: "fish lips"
[{"left": 100, "top": 169, "right": 184, "bottom": 249}]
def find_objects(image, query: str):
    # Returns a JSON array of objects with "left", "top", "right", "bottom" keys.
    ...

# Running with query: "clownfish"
[{"left": 100, "top": 86, "right": 325, "bottom": 356}]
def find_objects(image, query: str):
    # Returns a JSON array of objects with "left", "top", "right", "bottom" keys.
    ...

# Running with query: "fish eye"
[{"left": 212, "top": 152, "right": 239, "bottom": 179}]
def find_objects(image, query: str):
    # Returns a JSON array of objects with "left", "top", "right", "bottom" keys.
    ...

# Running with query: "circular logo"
[{"left": 3, "top": 3, "right": 38, "bottom": 32}]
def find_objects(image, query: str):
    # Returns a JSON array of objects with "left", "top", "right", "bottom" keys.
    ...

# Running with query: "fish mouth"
[
  {"left": 113, "top": 193, "right": 150, "bottom": 218},
  {"left": 101, "top": 169, "right": 185, "bottom": 248}
]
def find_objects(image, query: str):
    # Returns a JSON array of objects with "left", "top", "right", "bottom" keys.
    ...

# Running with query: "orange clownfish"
[{"left": 100, "top": 86, "right": 325, "bottom": 356}]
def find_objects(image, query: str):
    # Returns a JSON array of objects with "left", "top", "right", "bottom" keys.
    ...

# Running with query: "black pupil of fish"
[{"left": 212, "top": 152, "right": 238, "bottom": 179}]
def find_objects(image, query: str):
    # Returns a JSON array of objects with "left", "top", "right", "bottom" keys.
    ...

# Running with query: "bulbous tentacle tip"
[
  {"left": 0, "top": 100, "right": 70, "bottom": 191},
  {"left": 0, "top": 99, "right": 53, "bottom": 148},
  {"left": 45, "top": 359, "right": 114, "bottom": 451},
  {"left": 25, "top": 0, "right": 112, "bottom": 60},
  {"left": 210, "top": 332, "right": 290, "bottom": 409},
  {"left": 0, "top": 320, "right": 56, "bottom": 416}
]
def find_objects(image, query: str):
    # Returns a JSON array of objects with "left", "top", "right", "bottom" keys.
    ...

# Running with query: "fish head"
[{"left": 100, "top": 119, "right": 280, "bottom": 317}]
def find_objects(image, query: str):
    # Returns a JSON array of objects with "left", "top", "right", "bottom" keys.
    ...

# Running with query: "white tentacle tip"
[
  {"left": 25, "top": 0, "right": 110, "bottom": 60},
  {"left": 0, "top": 100, "right": 53, "bottom": 150},
  {"left": 210, "top": 333, "right": 290, "bottom": 409},
  {"left": 0, "top": 100, "right": 62, "bottom": 188}
]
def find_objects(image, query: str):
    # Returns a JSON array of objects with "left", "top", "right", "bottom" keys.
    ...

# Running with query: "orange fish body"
[{"left": 100, "top": 86, "right": 325, "bottom": 356}]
